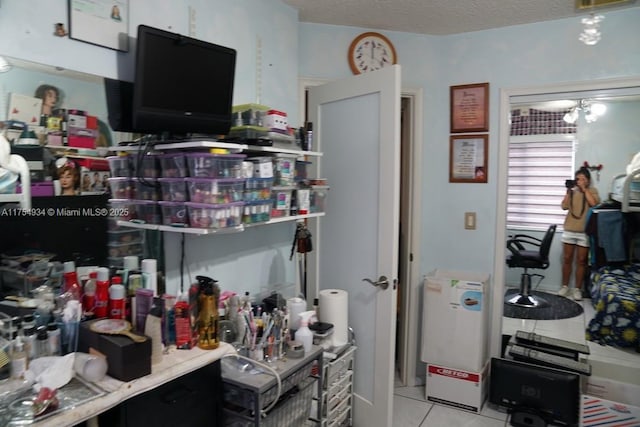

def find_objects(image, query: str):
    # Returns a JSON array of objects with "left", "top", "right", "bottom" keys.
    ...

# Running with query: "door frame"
[{"left": 297, "top": 77, "right": 423, "bottom": 387}]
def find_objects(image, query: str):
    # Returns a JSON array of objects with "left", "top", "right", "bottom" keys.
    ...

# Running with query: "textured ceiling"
[{"left": 282, "top": 0, "right": 638, "bottom": 35}]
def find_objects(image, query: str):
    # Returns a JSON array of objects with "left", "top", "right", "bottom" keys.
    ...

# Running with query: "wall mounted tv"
[
  {"left": 132, "top": 25, "right": 237, "bottom": 137},
  {"left": 489, "top": 357, "right": 580, "bottom": 427}
]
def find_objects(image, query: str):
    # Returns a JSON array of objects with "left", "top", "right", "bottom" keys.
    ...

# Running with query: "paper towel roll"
[
  {"left": 319, "top": 289, "right": 349, "bottom": 347},
  {"left": 287, "top": 297, "right": 307, "bottom": 330},
  {"left": 141, "top": 259, "right": 158, "bottom": 296}
]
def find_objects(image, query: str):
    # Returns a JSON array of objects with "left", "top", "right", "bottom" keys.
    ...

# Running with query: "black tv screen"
[
  {"left": 132, "top": 25, "right": 236, "bottom": 136},
  {"left": 489, "top": 358, "right": 580, "bottom": 427}
]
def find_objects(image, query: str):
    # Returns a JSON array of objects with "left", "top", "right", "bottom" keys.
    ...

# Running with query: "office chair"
[{"left": 505, "top": 224, "right": 556, "bottom": 308}]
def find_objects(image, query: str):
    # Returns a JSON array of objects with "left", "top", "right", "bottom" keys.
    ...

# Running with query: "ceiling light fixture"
[
  {"left": 579, "top": 0, "right": 605, "bottom": 45},
  {"left": 563, "top": 99, "right": 607, "bottom": 124},
  {"left": 0, "top": 56, "right": 11, "bottom": 73}
]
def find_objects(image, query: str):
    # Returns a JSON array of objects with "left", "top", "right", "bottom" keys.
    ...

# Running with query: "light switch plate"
[{"left": 465, "top": 212, "right": 476, "bottom": 230}]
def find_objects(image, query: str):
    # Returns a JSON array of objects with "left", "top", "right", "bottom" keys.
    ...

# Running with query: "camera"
[{"left": 565, "top": 179, "right": 576, "bottom": 189}]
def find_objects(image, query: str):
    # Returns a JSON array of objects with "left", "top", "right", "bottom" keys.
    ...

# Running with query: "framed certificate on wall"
[
  {"left": 449, "top": 134, "right": 488, "bottom": 183},
  {"left": 69, "top": 0, "right": 129, "bottom": 51}
]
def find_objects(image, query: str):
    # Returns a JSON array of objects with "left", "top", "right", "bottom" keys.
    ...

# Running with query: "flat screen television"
[
  {"left": 132, "top": 25, "right": 237, "bottom": 137},
  {"left": 489, "top": 357, "right": 580, "bottom": 427}
]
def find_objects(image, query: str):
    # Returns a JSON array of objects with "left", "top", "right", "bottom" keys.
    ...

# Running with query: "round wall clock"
[{"left": 348, "top": 32, "right": 397, "bottom": 75}]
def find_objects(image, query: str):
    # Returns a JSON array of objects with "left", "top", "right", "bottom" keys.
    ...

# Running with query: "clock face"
[{"left": 348, "top": 32, "right": 397, "bottom": 75}]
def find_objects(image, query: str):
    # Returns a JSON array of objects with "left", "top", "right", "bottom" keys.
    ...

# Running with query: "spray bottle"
[{"left": 294, "top": 310, "right": 315, "bottom": 353}]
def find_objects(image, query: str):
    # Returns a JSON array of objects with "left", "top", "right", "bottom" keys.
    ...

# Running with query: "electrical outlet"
[{"left": 465, "top": 212, "right": 476, "bottom": 230}]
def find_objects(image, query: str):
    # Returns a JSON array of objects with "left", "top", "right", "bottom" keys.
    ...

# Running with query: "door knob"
[{"left": 362, "top": 275, "right": 390, "bottom": 290}]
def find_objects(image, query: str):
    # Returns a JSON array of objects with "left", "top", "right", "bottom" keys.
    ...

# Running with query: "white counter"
[{"left": 37, "top": 342, "right": 235, "bottom": 427}]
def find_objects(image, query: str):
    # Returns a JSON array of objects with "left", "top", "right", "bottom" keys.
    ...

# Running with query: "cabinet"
[
  {"left": 98, "top": 360, "right": 223, "bottom": 427},
  {"left": 221, "top": 345, "right": 324, "bottom": 426}
]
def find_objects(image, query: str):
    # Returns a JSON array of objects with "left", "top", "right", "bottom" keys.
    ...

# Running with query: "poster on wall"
[
  {"left": 449, "top": 134, "right": 488, "bottom": 183},
  {"left": 68, "top": 0, "right": 129, "bottom": 51}
]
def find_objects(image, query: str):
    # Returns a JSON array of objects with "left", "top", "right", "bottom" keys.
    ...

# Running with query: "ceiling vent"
[{"left": 576, "top": 0, "right": 636, "bottom": 10}]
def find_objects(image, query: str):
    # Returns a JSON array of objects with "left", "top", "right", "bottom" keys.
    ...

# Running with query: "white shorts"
[{"left": 561, "top": 231, "right": 589, "bottom": 248}]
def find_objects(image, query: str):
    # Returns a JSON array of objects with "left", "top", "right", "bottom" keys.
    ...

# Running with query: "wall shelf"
[
  {"left": 116, "top": 212, "right": 324, "bottom": 235},
  {"left": 109, "top": 140, "right": 322, "bottom": 158}
]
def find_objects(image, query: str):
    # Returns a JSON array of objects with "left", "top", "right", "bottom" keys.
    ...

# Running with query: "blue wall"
[
  {"left": 1, "top": 1, "right": 639, "bottom": 301},
  {"left": 298, "top": 9, "right": 640, "bottom": 281}
]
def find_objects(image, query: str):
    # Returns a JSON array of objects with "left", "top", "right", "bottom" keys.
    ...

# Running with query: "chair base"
[
  {"left": 505, "top": 293, "right": 549, "bottom": 308},
  {"left": 505, "top": 271, "right": 549, "bottom": 308}
]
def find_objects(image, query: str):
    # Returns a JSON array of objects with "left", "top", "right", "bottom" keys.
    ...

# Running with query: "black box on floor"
[{"left": 78, "top": 319, "right": 151, "bottom": 382}]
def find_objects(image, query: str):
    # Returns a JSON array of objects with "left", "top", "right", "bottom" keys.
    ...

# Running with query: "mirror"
[
  {"left": 0, "top": 54, "right": 132, "bottom": 147},
  {"left": 0, "top": 55, "right": 162, "bottom": 286},
  {"left": 496, "top": 78, "right": 640, "bottom": 389}
]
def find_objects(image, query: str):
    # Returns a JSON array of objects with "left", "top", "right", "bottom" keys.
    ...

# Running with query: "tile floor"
[{"left": 392, "top": 296, "right": 640, "bottom": 427}]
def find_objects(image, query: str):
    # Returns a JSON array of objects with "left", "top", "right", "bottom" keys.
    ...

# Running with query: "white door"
[{"left": 308, "top": 65, "right": 401, "bottom": 427}]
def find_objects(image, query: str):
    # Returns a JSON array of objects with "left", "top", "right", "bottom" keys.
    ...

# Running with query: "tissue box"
[{"left": 78, "top": 319, "right": 151, "bottom": 382}]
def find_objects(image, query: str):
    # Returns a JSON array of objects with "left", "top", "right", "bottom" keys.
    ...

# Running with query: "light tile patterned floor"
[{"left": 394, "top": 297, "right": 640, "bottom": 426}]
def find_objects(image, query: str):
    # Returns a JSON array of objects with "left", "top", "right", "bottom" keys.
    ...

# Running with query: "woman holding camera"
[{"left": 559, "top": 167, "right": 600, "bottom": 300}]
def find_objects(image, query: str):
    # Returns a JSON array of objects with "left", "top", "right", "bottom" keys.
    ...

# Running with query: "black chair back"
[{"left": 539, "top": 224, "right": 557, "bottom": 263}]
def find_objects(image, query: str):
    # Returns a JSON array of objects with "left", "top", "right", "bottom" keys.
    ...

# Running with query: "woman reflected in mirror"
[{"left": 559, "top": 167, "right": 600, "bottom": 301}]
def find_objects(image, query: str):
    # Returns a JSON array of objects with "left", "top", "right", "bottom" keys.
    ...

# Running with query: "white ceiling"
[{"left": 282, "top": 0, "right": 638, "bottom": 35}]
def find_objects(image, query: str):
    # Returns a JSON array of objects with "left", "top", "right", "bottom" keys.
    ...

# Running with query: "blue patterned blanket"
[{"left": 586, "top": 264, "right": 640, "bottom": 350}]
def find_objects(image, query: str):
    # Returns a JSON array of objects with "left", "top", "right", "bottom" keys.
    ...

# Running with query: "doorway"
[{"left": 298, "top": 78, "right": 423, "bottom": 388}]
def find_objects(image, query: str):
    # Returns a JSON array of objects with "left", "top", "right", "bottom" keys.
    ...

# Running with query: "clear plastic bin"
[
  {"left": 310, "top": 185, "right": 330, "bottom": 213},
  {"left": 271, "top": 186, "right": 295, "bottom": 218},
  {"left": 186, "top": 178, "right": 245, "bottom": 204},
  {"left": 185, "top": 201, "right": 244, "bottom": 229},
  {"left": 107, "top": 156, "right": 131, "bottom": 178},
  {"left": 273, "top": 156, "right": 296, "bottom": 186},
  {"left": 185, "top": 153, "right": 246, "bottom": 178},
  {"left": 108, "top": 199, "right": 136, "bottom": 221},
  {"left": 107, "top": 242, "right": 145, "bottom": 258},
  {"left": 158, "top": 201, "right": 188, "bottom": 227},
  {"left": 248, "top": 156, "right": 274, "bottom": 178},
  {"left": 131, "top": 200, "right": 160, "bottom": 224},
  {"left": 130, "top": 154, "right": 160, "bottom": 179},
  {"left": 158, "top": 153, "right": 188, "bottom": 178},
  {"left": 132, "top": 178, "right": 160, "bottom": 201},
  {"left": 231, "top": 103, "right": 270, "bottom": 127},
  {"left": 107, "top": 229, "right": 144, "bottom": 245},
  {"left": 108, "top": 177, "right": 133, "bottom": 199},
  {"left": 158, "top": 178, "right": 188, "bottom": 202},
  {"left": 243, "top": 177, "right": 273, "bottom": 202},
  {"left": 242, "top": 200, "right": 272, "bottom": 224}
]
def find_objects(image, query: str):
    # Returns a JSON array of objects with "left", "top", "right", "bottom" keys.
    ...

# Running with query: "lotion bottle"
[
  {"left": 10, "top": 335, "right": 28, "bottom": 379},
  {"left": 294, "top": 311, "right": 315, "bottom": 353}
]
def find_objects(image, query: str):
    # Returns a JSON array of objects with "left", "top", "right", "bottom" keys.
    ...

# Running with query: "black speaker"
[{"left": 104, "top": 78, "right": 135, "bottom": 132}]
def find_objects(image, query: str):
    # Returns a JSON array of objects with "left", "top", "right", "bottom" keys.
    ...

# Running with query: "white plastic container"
[{"left": 294, "top": 310, "right": 315, "bottom": 353}]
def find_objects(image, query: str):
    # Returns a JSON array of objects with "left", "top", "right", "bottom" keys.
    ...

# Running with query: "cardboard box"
[
  {"left": 425, "top": 361, "right": 488, "bottom": 413},
  {"left": 421, "top": 269, "right": 490, "bottom": 372},
  {"left": 78, "top": 319, "right": 151, "bottom": 382}
]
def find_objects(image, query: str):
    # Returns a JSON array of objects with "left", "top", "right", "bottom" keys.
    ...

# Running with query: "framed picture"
[
  {"left": 450, "top": 82, "right": 489, "bottom": 133},
  {"left": 449, "top": 134, "right": 488, "bottom": 183},
  {"left": 68, "top": 0, "right": 129, "bottom": 51}
]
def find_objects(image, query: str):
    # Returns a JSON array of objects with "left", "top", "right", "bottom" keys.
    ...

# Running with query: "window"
[{"left": 507, "top": 135, "right": 575, "bottom": 230}]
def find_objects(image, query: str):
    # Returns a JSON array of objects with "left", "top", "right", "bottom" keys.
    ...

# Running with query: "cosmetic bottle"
[
  {"left": 10, "top": 335, "right": 28, "bottom": 379},
  {"left": 35, "top": 326, "right": 49, "bottom": 358},
  {"left": 94, "top": 267, "right": 110, "bottom": 318},
  {"left": 108, "top": 277, "right": 126, "bottom": 320},
  {"left": 83, "top": 271, "right": 97, "bottom": 318},
  {"left": 145, "top": 297, "right": 164, "bottom": 364},
  {"left": 47, "top": 322, "right": 61, "bottom": 356},
  {"left": 294, "top": 310, "right": 315, "bottom": 353},
  {"left": 22, "top": 326, "right": 36, "bottom": 360},
  {"left": 63, "top": 261, "right": 82, "bottom": 302},
  {"left": 196, "top": 276, "right": 220, "bottom": 350},
  {"left": 135, "top": 288, "right": 154, "bottom": 334}
]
